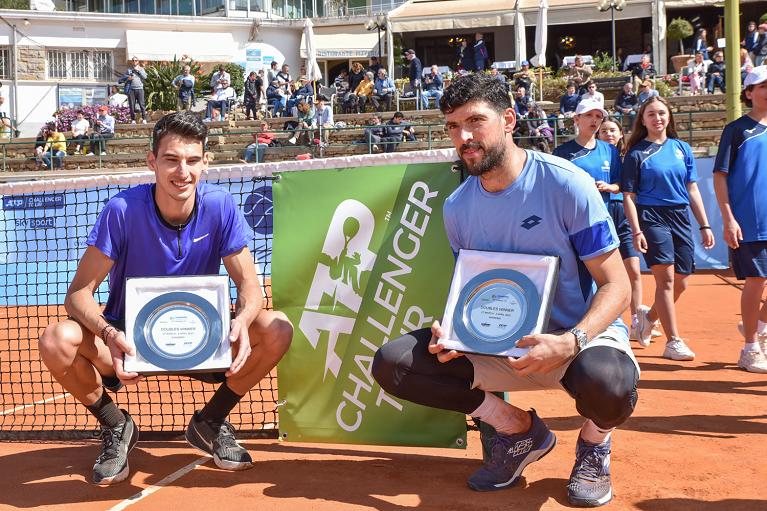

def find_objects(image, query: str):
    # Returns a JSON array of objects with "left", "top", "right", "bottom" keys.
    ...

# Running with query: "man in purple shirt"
[{"left": 38, "top": 111, "right": 293, "bottom": 485}]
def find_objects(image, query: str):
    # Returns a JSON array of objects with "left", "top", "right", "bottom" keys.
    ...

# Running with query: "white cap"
[
  {"left": 575, "top": 99, "right": 608, "bottom": 118},
  {"left": 744, "top": 65, "right": 767, "bottom": 88}
]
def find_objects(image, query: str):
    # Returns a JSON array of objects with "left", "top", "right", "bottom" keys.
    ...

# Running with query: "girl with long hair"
[{"left": 622, "top": 96, "right": 715, "bottom": 360}]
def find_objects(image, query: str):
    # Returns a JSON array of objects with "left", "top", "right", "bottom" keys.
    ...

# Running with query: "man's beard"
[{"left": 460, "top": 140, "right": 507, "bottom": 176}]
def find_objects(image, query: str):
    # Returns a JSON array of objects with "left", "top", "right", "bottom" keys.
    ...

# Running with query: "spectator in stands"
[
  {"left": 637, "top": 80, "right": 659, "bottom": 105},
  {"left": 687, "top": 52, "right": 709, "bottom": 95},
  {"left": 514, "top": 86, "right": 532, "bottom": 118},
  {"left": 372, "top": 68, "right": 395, "bottom": 112},
  {"left": 118, "top": 56, "right": 147, "bottom": 124},
  {"left": 70, "top": 110, "right": 90, "bottom": 154},
  {"left": 88, "top": 105, "right": 115, "bottom": 156},
  {"left": 334, "top": 69, "right": 350, "bottom": 97},
  {"left": 284, "top": 99, "right": 316, "bottom": 145},
  {"left": 489, "top": 64, "right": 507, "bottom": 85},
  {"left": 568, "top": 55, "right": 593, "bottom": 95},
  {"left": 513, "top": 61, "right": 534, "bottom": 95},
  {"left": 405, "top": 49, "right": 423, "bottom": 90},
  {"left": 266, "top": 79, "right": 286, "bottom": 117},
  {"left": 367, "top": 57, "right": 383, "bottom": 76},
  {"left": 631, "top": 54, "right": 656, "bottom": 91},
  {"left": 528, "top": 104, "right": 554, "bottom": 152},
  {"left": 744, "top": 21, "right": 760, "bottom": 59},
  {"left": 210, "top": 64, "right": 231, "bottom": 90},
  {"left": 108, "top": 85, "right": 128, "bottom": 108},
  {"left": 558, "top": 81, "right": 580, "bottom": 133},
  {"left": 458, "top": 39, "right": 475, "bottom": 72},
  {"left": 205, "top": 79, "right": 236, "bottom": 121},
  {"left": 741, "top": 48, "right": 755, "bottom": 83},
  {"left": 33, "top": 126, "right": 47, "bottom": 169},
  {"left": 267, "top": 60, "right": 280, "bottom": 85},
  {"left": 580, "top": 82, "right": 605, "bottom": 107},
  {"left": 0, "top": 96, "right": 16, "bottom": 139},
  {"left": 314, "top": 94, "right": 334, "bottom": 145},
  {"left": 755, "top": 24, "right": 767, "bottom": 66},
  {"left": 383, "top": 111, "right": 416, "bottom": 152},
  {"left": 473, "top": 32, "right": 489, "bottom": 71},
  {"left": 361, "top": 113, "right": 386, "bottom": 152},
  {"left": 350, "top": 71, "right": 375, "bottom": 113},
  {"left": 614, "top": 81, "right": 638, "bottom": 120},
  {"left": 41, "top": 123, "right": 66, "bottom": 170},
  {"left": 286, "top": 76, "right": 314, "bottom": 115},
  {"left": 172, "top": 65, "right": 196, "bottom": 112},
  {"left": 693, "top": 28, "right": 712, "bottom": 61},
  {"left": 707, "top": 51, "right": 726, "bottom": 94},
  {"left": 276, "top": 64, "right": 292, "bottom": 95},
  {"left": 244, "top": 71, "right": 263, "bottom": 120},
  {"left": 421, "top": 65, "right": 444, "bottom": 109},
  {"left": 242, "top": 120, "right": 275, "bottom": 164}
]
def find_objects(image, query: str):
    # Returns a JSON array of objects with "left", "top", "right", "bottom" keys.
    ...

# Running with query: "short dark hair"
[
  {"left": 439, "top": 73, "right": 511, "bottom": 115},
  {"left": 152, "top": 111, "right": 207, "bottom": 155},
  {"left": 393, "top": 111, "right": 405, "bottom": 119}
]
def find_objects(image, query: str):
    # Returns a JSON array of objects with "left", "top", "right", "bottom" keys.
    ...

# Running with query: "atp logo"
[
  {"left": 299, "top": 199, "right": 377, "bottom": 379},
  {"left": 243, "top": 185, "right": 273, "bottom": 236},
  {"left": 521, "top": 215, "right": 542, "bottom": 230}
]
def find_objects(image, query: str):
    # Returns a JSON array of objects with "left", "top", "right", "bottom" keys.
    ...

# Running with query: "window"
[
  {"left": 0, "top": 47, "right": 10, "bottom": 80},
  {"left": 46, "top": 50, "right": 114, "bottom": 81}
]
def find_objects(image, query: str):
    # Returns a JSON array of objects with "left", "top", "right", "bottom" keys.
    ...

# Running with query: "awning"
[
  {"left": 125, "top": 30, "right": 235, "bottom": 62},
  {"left": 389, "top": 0, "right": 654, "bottom": 32},
  {"left": 299, "top": 29, "right": 382, "bottom": 60}
]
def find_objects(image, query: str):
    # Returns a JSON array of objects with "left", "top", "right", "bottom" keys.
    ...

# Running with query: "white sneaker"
[
  {"left": 738, "top": 350, "right": 767, "bottom": 373},
  {"left": 663, "top": 337, "right": 695, "bottom": 361},
  {"left": 130, "top": 120, "right": 136, "bottom": 124},
  {"left": 86, "top": 152, "right": 95, "bottom": 156},
  {"left": 142, "top": 119, "right": 148, "bottom": 124},
  {"left": 651, "top": 320, "right": 662, "bottom": 338},
  {"left": 635, "top": 305, "right": 653, "bottom": 347},
  {"left": 100, "top": 151, "right": 107, "bottom": 156},
  {"left": 288, "top": 137, "right": 297, "bottom": 145},
  {"left": 737, "top": 321, "right": 767, "bottom": 353}
]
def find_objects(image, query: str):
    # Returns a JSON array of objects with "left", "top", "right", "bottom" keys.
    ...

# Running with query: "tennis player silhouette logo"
[{"left": 323, "top": 216, "right": 364, "bottom": 295}]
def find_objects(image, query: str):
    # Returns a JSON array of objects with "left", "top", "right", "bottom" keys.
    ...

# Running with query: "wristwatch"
[{"left": 569, "top": 327, "right": 589, "bottom": 353}]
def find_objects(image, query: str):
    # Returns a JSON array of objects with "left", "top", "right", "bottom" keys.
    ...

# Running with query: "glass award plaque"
[
  {"left": 439, "top": 250, "right": 559, "bottom": 357},
  {"left": 124, "top": 275, "right": 232, "bottom": 375}
]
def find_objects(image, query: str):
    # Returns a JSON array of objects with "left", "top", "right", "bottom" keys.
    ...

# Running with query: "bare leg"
[
  {"left": 623, "top": 256, "right": 642, "bottom": 315},
  {"left": 741, "top": 278, "right": 767, "bottom": 344},
  {"left": 646, "top": 265, "right": 687, "bottom": 340}
]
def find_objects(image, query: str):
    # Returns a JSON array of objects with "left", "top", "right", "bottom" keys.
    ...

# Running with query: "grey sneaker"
[
  {"left": 185, "top": 411, "right": 253, "bottom": 471},
  {"left": 663, "top": 337, "right": 695, "bottom": 361},
  {"left": 567, "top": 436, "right": 612, "bottom": 507},
  {"left": 467, "top": 410, "right": 556, "bottom": 492},
  {"left": 93, "top": 410, "right": 139, "bottom": 485}
]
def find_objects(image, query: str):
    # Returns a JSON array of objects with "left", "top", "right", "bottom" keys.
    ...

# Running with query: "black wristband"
[
  {"left": 100, "top": 324, "right": 115, "bottom": 342},
  {"left": 699, "top": 225, "right": 711, "bottom": 230}
]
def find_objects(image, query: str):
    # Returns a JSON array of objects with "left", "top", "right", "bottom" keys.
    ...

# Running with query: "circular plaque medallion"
[
  {"left": 133, "top": 292, "right": 223, "bottom": 370},
  {"left": 452, "top": 269, "right": 540, "bottom": 353}
]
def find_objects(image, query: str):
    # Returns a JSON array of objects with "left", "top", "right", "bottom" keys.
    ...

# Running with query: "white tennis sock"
[
  {"left": 580, "top": 419, "right": 613, "bottom": 445},
  {"left": 743, "top": 342, "right": 761, "bottom": 353},
  {"left": 470, "top": 392, "right": 526, "bottom": 435}
]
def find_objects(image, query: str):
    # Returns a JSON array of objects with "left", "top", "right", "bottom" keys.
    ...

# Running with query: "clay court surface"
[{"left": 0, "top": 274, "right": 765, "bottom": 511}]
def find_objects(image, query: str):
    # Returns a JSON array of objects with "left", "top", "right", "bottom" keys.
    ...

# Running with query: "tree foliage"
[
  {"left": 667, "top": 18, "right": 694, "bottom": 41},
  {"left": 0, "top": 0, "right": 30, "bottom": 9}
]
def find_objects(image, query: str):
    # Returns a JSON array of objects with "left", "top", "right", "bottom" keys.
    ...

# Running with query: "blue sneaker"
[
  {"left": 567, "top": 436, "right": 613, "bottom": 507},
  {"left": 467, "top": 410, "right": 557, "bottom": 492}
]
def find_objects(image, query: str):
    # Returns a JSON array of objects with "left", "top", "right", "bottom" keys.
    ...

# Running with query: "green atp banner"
[{"left": 273, "top": 161, "right": 466, "bottom": 448}]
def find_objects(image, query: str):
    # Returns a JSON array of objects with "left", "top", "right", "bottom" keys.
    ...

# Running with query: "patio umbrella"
[
  {"left": 530, "top": 0, "right": 548, "bottom": 101},
  {"left": 303, "top": 18, "right": 323, "bottom": 95},
  {"left": 514, "top": 0, "right": 527, "bottom": 67}
]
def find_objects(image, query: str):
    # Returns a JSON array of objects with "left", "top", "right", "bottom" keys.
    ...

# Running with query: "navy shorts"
[
  {"left": 731, "top": 241, "right": 767, "bottom": 280},
  {"left": 609, "top": 201, "right": 639, "bottom": 260},
  {"left": 637, "top": 205, "right": 695, "bottom": 275}
]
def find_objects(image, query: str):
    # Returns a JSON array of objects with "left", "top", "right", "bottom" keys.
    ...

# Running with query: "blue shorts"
[
  {"left": 609, "top": 201, "right": 639, "bottom": 260},
  {"left": 637, "top": 205, "right": 695, "bottom": 275},
  {"left": 731, "top": 241, "right": 767, "bottom": 280}
]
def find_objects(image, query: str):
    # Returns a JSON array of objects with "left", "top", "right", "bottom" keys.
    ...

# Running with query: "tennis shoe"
[
  {"left": 635, "top": 305, "right": 653, "bottom": 347},
  {"left": 738, "top": 350, "right": 767, "bottom": 373},
  {"left": 737, "top": 321, "right": 767, "bottom": 354},
  {"left": 467, "top": 410, "right": 556, "bottom": 492},
  {"left": 93, "top": 410, "right": 138, "bottom": 485},
  {"left": 567, "top": 436, "right": 612, "bottom": 507},
  {"left": 186, "top": 411, "right": 253, "bottom": 471},
  {"left": 663, "top": 337, "right": 695, "bottom": 361}
]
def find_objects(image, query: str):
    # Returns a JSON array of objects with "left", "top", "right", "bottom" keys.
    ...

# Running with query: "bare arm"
[
  {"left": 687, "top": 181, "right": 715, "bottom": 249},
  {"left": 623, "top": 191, "right": 647, "bottom": 254},
  {"left": 222, "top": 246, "right": 264, "bottom": 376},
  {"left": 713, "top": 171, "right": 741, "bottom": 249}
]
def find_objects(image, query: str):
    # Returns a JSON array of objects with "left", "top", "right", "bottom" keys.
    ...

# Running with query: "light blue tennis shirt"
[
  {"left": 621, "top": 138, "right": 697, "bottom": 206},
  {"left": 552, "top": 139, "right": 623, "bottom": 202},
  {"left": 714, "top": 116, "right": 767, "bottom": 242},
  {"left": 87, "top": 183, "right": 252, "bottom": 322},
  {"left": 444, "top": 150, "right": 622, "bottom": 332}
]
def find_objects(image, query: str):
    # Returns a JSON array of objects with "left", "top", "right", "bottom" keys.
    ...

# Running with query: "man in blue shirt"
[
  {"left": 171, "top": 65, "right": 196, "bottom": 111},
  {"left": 371, "top": 68, "right": 395, "bottom": 112},
  {"left": 421, "top": 65, "right": 444, "bottom": 109},
  {"left": 88, "top": 105, "right": 116, "bottom": 156},
  {"left": 372, "top": 74, "right": 637, "bottom": 508},
  {"left": 558, "top": 82, "right": 580, "bottom": 133},
  {"left": 38, "top": 111, "right": 293, "bottom": 485}
]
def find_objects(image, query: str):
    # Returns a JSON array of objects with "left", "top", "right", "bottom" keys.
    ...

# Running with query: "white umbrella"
[
  {"left": 303, "top": 18, "right": 323, "bottom": 87},
  {"left": 514, "top": 0, "right": 527, "bottom": 67},
  {"left": 530, "top": 0, "right": 548, "bottom": 68}
]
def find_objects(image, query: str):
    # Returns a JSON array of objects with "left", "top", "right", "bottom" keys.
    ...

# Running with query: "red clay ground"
[{"left": 0, "top": 274, "right": 765, "bottom": 511}]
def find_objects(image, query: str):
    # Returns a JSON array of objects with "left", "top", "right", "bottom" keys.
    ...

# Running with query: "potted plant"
[{"left": 667, "top": 18, "right": 694, "bottom": 56}]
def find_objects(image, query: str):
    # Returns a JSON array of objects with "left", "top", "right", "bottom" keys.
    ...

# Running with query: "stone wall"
[{"left": 16, "top": 46, "right": 45, "bottom": 81}]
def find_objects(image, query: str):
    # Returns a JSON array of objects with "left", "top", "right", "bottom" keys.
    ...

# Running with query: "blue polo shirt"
[
  {"left": 87, "top": 183, "right": 252, "bottom": 322},
  {"left": 621, "top": 138, "right": 697, "bottom": 206},
  {"left": 444, "top": 150, "right": 621, "bottom": 332},
  {"left": 553, "top": 139, "right": 623, "bottom": 203},
  {"left": 714, "top": 116, "right": 767, "bottom": 242}
]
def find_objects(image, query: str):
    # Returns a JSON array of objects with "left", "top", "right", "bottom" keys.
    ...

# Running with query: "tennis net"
[{"left": 0, "top": 167, "right": 277, "bottom": 439}]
